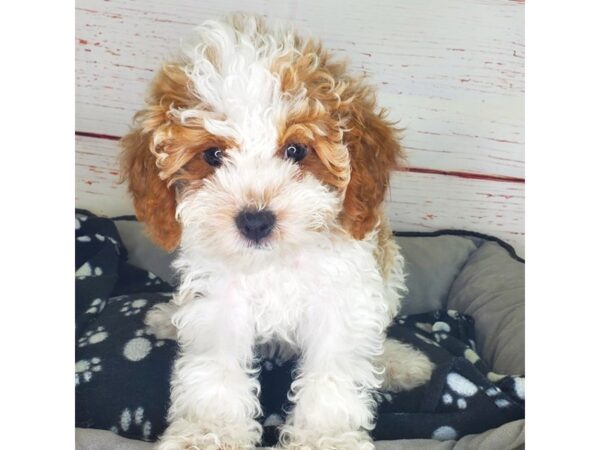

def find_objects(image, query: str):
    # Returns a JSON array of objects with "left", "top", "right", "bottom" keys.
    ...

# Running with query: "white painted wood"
[
  {"left": 75, "top": 0, "right": 525, "bottom": 255},
  {"left": 76, "top": 136, "right": 524, "bottom": 255},
  {"left": 76, "top": 136, "right": 131, "bottom": 216},
  {"left": 75, "top": 0, "right": 524, "bottom": 177},
  {"left": 386, "top": 171, "right": 524, "bottom": 256}
]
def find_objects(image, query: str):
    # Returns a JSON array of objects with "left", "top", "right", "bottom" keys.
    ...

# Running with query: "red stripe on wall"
[
  {"left": 76, "top": 131, "right": 122, "bottom": 141},
  {"left": 406, "top": 167, "right": 524, "bottom": 183},
  {"left": 76, "top": 131, "right": 525, "bottom": 183}
]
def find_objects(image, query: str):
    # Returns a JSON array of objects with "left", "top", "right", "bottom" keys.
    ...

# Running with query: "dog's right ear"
[{"left": 120, "top": 63, "right": 192, "bottom": 251}]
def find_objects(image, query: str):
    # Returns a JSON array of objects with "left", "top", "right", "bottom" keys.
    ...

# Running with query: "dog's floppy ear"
[
  {"left": 341, "top": 94, "right": 405, "bottom": 240},
  {"left": 120, "top": 64, "right": 192, "bottom": 251},
  {"left": 120, "top": 128, "right": 181, "bottom": 251}
]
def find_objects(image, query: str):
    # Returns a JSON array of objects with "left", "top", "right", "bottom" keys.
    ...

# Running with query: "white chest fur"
[
  {"left": 149, "top": 229, "right": 412, "bottom": 450},
  {"left": 170, "top": 232, "right": 400, "bottom": 351}
]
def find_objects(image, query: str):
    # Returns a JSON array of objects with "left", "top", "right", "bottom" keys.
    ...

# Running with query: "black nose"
[{"left": 235, "top": 209, "right": 276, "bottom": 243}]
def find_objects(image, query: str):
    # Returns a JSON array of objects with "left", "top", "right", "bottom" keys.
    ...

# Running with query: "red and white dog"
[{"left": 121, "top": 14, "right": 433, "bottom": 450}]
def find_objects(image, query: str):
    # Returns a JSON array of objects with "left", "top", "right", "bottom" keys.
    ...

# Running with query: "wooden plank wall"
[{"left": 75, "top": 0, "right": 525, "bottom": 256}]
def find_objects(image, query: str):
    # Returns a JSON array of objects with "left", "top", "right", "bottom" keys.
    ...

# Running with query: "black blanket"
[{"left": 75, "top": 210, "right": 524, "bottom": 444}]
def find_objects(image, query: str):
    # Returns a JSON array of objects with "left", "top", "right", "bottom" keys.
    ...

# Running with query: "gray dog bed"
[{"left": 76, "top": 220, "right": 524, "bottom": 450}]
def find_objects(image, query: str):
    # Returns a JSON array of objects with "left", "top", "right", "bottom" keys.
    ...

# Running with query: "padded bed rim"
[{"left": 107, "top": 213, "right": 524, "bottom": 264}]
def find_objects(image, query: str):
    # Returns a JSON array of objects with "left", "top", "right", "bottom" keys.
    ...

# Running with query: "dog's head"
[{"left": 121, "top": 15, "right": 404, "bottom": 260}]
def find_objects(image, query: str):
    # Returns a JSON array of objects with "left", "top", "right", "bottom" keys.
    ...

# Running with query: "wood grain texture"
[
  {"left": 75, "top": 0, "right": 524, "bottom": 256},
  {"left": 75, "top": 0, "right": 524, "bottom": 178},
  {"left": 76, "top": 135, "right": 131, "bottom": 216},
  {"left": 386, "top": 171, "right": 524, "bottom": 256},
  {"left": 76, "top": 136, "right": 524, "bottom": 255}
]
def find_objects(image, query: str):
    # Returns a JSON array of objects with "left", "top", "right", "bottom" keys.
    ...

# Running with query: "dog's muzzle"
[{"left": 235, "top": 208, "right": 276, "bottom": 244}]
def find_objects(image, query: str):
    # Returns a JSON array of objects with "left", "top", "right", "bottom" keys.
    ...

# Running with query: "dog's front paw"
[
  {"left": 145, "top": 302, "right": 178, "bottom": 340},
  {"left": 156, "top": 433, "right": 219, "bottom": 450},
  {"left": 279, "top": 427, "right": 374, "bottom": 450},
  {"left": 156, "top": 418, "right": 261, "bottom": 450}
]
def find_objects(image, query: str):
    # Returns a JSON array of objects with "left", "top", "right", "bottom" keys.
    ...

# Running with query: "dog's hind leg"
[{"left": 379, "top": 338, "right": 435, "bottom": 392}]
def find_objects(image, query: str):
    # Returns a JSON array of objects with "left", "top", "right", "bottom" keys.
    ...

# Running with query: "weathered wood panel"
[
  {"left": 75, "top": 0, "right": 524, "bottom": 255},
  {"left": 75, "top": 0, "right": 524, "bottom": 178},
  {"left": 76, "top": 136, "right": 524, "bottom": 255},
  {"left": 386, "top": 172, "right": 524, "bottom": 256},
  {"left": 76, "top": 135, "right": 130, "bottom": 215}
]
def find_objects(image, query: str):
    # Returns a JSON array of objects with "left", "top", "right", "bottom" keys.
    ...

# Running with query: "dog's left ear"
[
  {"left": 120, "top": 63, "right": 193, "bottom": 251},
  {"left": 120, "top": 126, "right": 181, "bottom": 251},
  {"left": 341, "top": 96, "right": 405, "bottom": 239}
]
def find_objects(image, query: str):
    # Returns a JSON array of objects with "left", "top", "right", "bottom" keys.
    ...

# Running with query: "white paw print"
[
  {"left": 486, "top": 386, "right": 501, "bottom": 397},
  {"left": 447, "top": 310, "right": 461, "bottom": 319},
  {"left": 442, "top": 391, "right": 470, "bottom": 409},
  {"left": 495, "top": 399, "right": 511, "bottom": 408},
  {"left": 123, "top": 329, "right": 165, "bottom": 362},
  {"left": 432, "top": 322, "right": 451, "bottom": 333},
  {"left": 110, "top": 407, "right": 153, "bottom": 441},
  {"left": 513, "top": 377, "right": 524, "bottom": 400},
  {"left": 415, "top": 322, "right": 433, "bottom": 333},
  {"left": 414, "top": 332, "right": 441, "bottom": 348},
  {"left": 120, "top": 299, "right": 148, "bottom": 316},
  {"left": 96, "top": 233, "right": 121, "bottom": 253},
  {"left": 78, "top": 326, "right": 109, "bottom": 347},
  {"left": 75, "top": 213, "right": 88, "bottom": 230},
  {"left": 432, "top": 425, "right": 458, "bottom": 441},
  {"left": 75, "top": 357, "right": 102, "bottom": 385},
  {"left": 76, "top": 262, "right": 103, "bottom": 279},
  {"left": 144, "top": 272, "right": 163, "bottom": 286},
  {"left": 85, "top": 298, "right": 106, "bottom": 314},
  {"left": 433, "top": 332, "right": 449, "bottom": 342},
  {"left": 447, "top": 372, "right": 478, "bottom": 397}
]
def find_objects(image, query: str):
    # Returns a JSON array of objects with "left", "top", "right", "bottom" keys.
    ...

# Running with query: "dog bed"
[{"left": 75, "top": 210, "right": 524, "bottom": 449}]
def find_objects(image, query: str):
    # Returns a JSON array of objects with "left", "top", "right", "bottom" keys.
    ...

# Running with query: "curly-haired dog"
[{"left": 121, "top": 14, "right": 433, "bottom": 450}]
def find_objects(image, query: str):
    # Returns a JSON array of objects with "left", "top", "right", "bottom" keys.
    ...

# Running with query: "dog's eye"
[
  {"left": 203, "top": 147, "right": 224, "bottom": 167},
  {"left": 284, "top": 143, "right": 307, "bottom": 163}
]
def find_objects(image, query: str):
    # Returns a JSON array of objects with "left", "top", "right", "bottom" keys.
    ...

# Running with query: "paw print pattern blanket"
[{"left": 75, "top": 210, "right": 524, "bottom": 445}]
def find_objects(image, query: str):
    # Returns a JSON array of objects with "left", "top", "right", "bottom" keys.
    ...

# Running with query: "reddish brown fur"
[
  {"left": 121, "top": 129, "right": 181, "bottom": 250},
  {"left": 121, "top": 29, "right": 404, "bottom": 250},
  {"left": 342, "top": 98, "right": 404, "bottom": 239},
  {"left": 275, "top": 40, "right": 405, "bottom": 239},
  {"left": 120, "top": 63, "right": 233, "bottom": 250}
]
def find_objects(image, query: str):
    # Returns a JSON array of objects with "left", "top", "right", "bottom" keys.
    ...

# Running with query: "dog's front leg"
[
  {"left": 157, "top": 296, "right": 262, "bottom": 450},
  {"left": 280, "top": 299, "right": 385, "bottom": 450}
]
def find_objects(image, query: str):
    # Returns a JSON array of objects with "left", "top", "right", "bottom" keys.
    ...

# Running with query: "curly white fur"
[
  {"left": 151, "top": 231, "right": 414, "bottom": 450},
  {"left": 139, "top": 15, "right": 432, "bottom": 450}
]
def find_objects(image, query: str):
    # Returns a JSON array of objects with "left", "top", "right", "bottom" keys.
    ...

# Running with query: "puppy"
[{"left": 121, "top": 14, "right": 433, "bottom": 450}]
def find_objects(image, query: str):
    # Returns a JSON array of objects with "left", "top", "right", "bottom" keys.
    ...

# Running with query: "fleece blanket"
[{"left": 75, "top": 210, "right": 524, "bottom": 445}]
